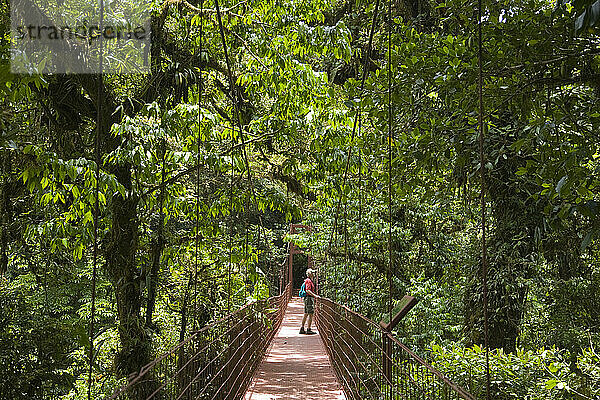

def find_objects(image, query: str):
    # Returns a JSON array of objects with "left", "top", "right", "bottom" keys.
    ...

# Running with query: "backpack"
[{"left": 299, "top": 282, "right": 307, "bottom": 298}]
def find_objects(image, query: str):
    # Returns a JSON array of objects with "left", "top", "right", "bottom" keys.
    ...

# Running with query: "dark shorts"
[{"left": 304, "top": 296, "right": 314, "bottom": 314}]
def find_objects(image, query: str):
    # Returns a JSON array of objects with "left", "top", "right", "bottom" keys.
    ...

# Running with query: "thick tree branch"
[{"left": 164, "top": 0, "right": 249, "bottom": 15}]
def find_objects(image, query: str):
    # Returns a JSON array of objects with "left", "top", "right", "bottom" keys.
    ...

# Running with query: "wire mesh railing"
[
  {"left": 315, "top": 297, "right": 475, "bottom": 400},
  {"left": 109, "top": 282, "right": 291, "bottom": 400}
]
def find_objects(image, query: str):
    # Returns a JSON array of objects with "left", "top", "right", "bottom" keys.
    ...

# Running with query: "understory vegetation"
[{"left": 1, "top": 0, "right": 600, "bottom": 398}]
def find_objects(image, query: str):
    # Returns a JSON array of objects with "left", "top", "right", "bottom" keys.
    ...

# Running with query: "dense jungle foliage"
[{"left": 1, "top": 0, "right": 600, "bottom": 398}]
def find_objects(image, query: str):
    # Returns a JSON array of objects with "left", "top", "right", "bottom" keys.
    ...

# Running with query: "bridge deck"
[{"left": 244, "top": 297, "right": 346, "bottom": 400}]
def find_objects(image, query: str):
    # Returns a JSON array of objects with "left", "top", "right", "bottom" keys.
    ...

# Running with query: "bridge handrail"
[
  {"left": 316, "top": 296, "right": 476, "bottom": 400},
  {"left": 108, "top": 282, "right": 292, "bottom": 400},
  {"left": 385, "top": 332, "right": 476, "bottom": 400},
  {"left": 112, "top": 300, "right": 258, "bottom": 395}
]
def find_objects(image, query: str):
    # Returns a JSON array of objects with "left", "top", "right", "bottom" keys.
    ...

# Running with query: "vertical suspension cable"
[
  {"left": 146, "top": 132, "right": 166, "bottom": 326},
  {"left": 228, "top": 132, "right": 234, "bottom": 313},
  {"left": 88, "top": 1, "right": 103, "bottom": 397},
  {"left": 477, "top": 0, "right": 491, "bottom": 398},
  {"left": 325, "top": 0, "right": 381, "bottom": 267},
  {"left": 343, "top": 199, "right": 348, "bottom": 303},
  {"left": 283, "top": 186, "right": 289, "bottom": 295},
  {"left": 334, "top": 207, "right": 339, "bottom": 300},
  {"left": 44, "top": 118, "right": 50, "bottom": 313},
  {"left": 244, "top": 189, "right": 249, "bottom": 299},
  {"left": 358, "top": 114, "right": 363, "bottom": 313},
  {"left": 207, "top": 0, "right": 237, "bottom": 314},
  {"left": 194, "top": 0, "right": 204, "bottom": 330},
  {"left": 262, "top": 217, "right": 274, "bottom": 296},
  {"left": 386, "top": 0, "right": 393, "bottom": 322},
  {"left": 214, "top": 0, "right": 275, "bottom": 305},
  {"left": 212, "top": 0, "right": 237, "bottom": 312}
]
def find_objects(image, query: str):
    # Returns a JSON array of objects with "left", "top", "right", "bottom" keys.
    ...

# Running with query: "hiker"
[{"left": 299, "top": 268, "right": 320, "bottom": 334}]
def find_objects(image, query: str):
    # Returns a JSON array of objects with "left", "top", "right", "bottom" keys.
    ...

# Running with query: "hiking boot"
[
  {"left": 299, "top": 327, "right": 306, "bottom": 334},
  {"left": 306, "top": 329, "right": 316, "bottom": 335}
]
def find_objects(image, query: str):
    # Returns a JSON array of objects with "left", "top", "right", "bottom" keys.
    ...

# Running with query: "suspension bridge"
[
  {"left": 107, "top": 225, "right": 475, "bottom": 400},
  {"left": 79, "top": 0, "right": 492, "bottom": 394}
]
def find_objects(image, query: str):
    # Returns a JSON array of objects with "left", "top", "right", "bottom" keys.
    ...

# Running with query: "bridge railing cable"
[
  {"left": 109, "top": 282, "right": 292, "bottom": 400},
  {"left": 316, "top": 297, "right": 475, "bottom": 400}
]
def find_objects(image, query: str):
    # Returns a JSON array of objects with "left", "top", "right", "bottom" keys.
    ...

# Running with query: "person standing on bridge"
[{"left": 300, "top": 268, "right": 320, "bottom": 335}]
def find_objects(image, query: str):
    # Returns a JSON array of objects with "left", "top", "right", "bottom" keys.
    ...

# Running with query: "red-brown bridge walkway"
[{"left": 244, "top": 298, "right": 345, "bottom": 400}]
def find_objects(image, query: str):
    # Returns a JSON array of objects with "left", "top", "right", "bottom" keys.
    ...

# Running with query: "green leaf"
[
  {"left": 516, "top": 167, "right": 527, "bottom": 176},
  {"left": 545, "top": 379, "right": 558, "bottom": 390},
  {"left": 73, "top": 243, "right": 83, "bottom": 261}
]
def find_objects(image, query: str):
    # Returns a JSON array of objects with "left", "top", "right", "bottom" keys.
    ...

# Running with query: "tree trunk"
[
  {"left": 105, "top": 181, "right": 149, "bottom": 375},
  {"left": 0, "top": 152, "right": 15, "bottom": 276},
  {"left": 76, "top": 73, "right": 152, "bottom": 376},
  {"left": 145, "top": 139, "right": 166, "bottom": 328},
  {"left": 464, "top": 154, "right": 536, "bottom": 352}
]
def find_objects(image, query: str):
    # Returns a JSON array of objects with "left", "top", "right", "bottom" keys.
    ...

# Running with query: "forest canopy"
[{"left": 1, "top": 0, "right": 600, "bottom": 398}]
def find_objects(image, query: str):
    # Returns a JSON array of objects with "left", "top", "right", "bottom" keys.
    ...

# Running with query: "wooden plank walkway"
[{"left": 244, "top": 298, "right": 347, "bottom": 400}]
